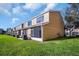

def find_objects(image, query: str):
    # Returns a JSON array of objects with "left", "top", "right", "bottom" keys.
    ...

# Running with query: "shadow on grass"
[{"left": 45, "top": 36, "right": 79, "bottom": 42}]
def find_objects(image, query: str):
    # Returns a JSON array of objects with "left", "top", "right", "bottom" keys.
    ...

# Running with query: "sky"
[{"left": 0, "top": 3, "right": 69, "bottom": 30}]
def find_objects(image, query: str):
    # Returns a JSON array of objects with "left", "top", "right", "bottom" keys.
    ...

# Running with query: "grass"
[{"left": 0, "top": 35, "right": 79, "bottom": 56}]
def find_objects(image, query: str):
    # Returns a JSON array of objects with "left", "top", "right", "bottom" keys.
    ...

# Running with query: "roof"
[
  {"left": 12, "top": 10, "right": 60, "bottom": 29},
  {"left": 0, "top": 28, "right": 3, "bottom": 30}
]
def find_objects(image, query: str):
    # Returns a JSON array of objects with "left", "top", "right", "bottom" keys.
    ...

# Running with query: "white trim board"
[{"left": 31, "top": 37, "right": 43, "bottom": 41}]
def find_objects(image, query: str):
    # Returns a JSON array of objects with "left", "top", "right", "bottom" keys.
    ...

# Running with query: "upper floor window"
[
  {"left": 28, "top": 20, "right": 32, "bottom": 26},
  {"left": 36, "top": 16, "right": 44, "bottom": 23}
]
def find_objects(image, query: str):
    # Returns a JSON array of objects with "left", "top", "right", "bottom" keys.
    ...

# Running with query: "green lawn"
[{"left": 0, "top": 35, "right": 79, "bottom": 56}]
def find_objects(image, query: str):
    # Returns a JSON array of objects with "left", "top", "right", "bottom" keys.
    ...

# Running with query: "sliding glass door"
[
  {"left": 22, "top": 29, "right": 27, "bottom": 35},
  {"left": 31, "top": 26, "right": 41, "bottom": 38}
]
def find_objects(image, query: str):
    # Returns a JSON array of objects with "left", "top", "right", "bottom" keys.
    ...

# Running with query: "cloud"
[
  {"left": 12, "top": 18, "right": 19, "bottom": 23},
  {"left": 23, "top": 3, "right": 42, "bottom": 11},
  {"left": 0, "top": 8, "right": 11, "bottom": 15},
  {"left": 12, "top": 6, "right": 23, "bottom": 14},
  {"left": 43, "top": 3, "right": 57, "bottom": 13},
  {"left": 12, "top": 3, "right": 44, "bottom": 16},
  {"left": 0, "top": 3, "right": 12, "bottom": 10},
  {"left": 12, "top": 3, "right": 56, "bottom": 15},
  {"left": 0, "top": 3, "right": 12, "bottom": 15}
]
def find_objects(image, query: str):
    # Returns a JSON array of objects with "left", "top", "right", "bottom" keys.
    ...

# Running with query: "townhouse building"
[{"left": 11, "top": 11, "right": 65, "bottom": 41}]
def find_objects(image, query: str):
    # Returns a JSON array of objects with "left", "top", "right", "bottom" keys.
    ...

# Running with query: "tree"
[
  {"left": 66, "top": 4, "right": 79, "bottom": 22},
  {"left": 65, "top": 3, "right": 79, "bottom": 36}
]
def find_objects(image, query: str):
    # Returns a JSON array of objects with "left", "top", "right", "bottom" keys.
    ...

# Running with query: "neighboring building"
[
  {"left": 11, "top": 11, "right": 64, "bottom": 41},
  {"left": 6, "top": 28, "right": 13, "bottom": 35},
  {"left": 72, "top": 28, "right": 79, "bottom": 36},
  {"left": 65, "top": 28, "right": 79, "bottom": 37},
  {"left": 0, "top": 28, "right": 5, "bottom": 34},
  {"left": 65, "top": 21, "right": 79, "bottom": 37}
]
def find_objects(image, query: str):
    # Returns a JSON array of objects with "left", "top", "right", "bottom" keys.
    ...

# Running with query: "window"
[
  {"left": 18, "top": 30, "right": 21, "bottom": 35},
  {"left": 37, "top": 16, "right": 44, "bottom": 23},
  {"left": 31, "top": 26, "right": 41, "bottom": 38},
  {"left": 22, "top": 30, "right": 27, "bottom": 35},
  {"left": 28, "top": 20, "right": 32, "bottom": 26}
]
